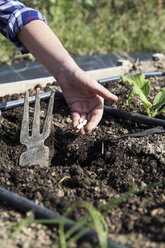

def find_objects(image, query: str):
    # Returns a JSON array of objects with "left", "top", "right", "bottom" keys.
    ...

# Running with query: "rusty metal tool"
[{"left": 19, "top": 89, "right": 55, "bottom": 167}]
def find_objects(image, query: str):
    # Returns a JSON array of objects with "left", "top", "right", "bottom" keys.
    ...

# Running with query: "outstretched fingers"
[
  {"left": 71, "top": 103, "right": 103, "bottom": 134},
  {"left": 89, "top": 81, "right": 118, "bottom": 102},
  {"left": 72, "top": 111, "right": 87, "bottom": 134},
  {"left": 84, "top": 104, "right": 103, "bottom": 134},
  {"left": 72, "top": 111, "right": 81, "bottom": 130}
]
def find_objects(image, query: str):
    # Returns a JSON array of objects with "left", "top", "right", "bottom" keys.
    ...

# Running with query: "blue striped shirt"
[{"left": 0, "top": 0, "right": 47, "bottom": 53}]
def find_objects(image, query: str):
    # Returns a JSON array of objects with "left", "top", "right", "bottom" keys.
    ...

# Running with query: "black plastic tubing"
[
  {"left": 0, "top": 71, "right": 165, "bottom": 127},
  {"left": 0, "top": 187, "right": 127, "bottom": 248},
  {"left": 104, "top": 105, "right": 165, "bottom": 128},
  {"left": 1, "top": 71, "right": 165, "bottom": 110}
]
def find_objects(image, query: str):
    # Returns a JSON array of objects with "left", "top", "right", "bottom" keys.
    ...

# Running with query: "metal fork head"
[{"left": 19, "top": 89, "right": 55, "bottom": 167}]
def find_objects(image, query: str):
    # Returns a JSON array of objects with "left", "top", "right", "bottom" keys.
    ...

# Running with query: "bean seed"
[
  {"left": 79, "top": 118, "right": 83, "bottom": 123},
  {"left": 76, "top": 123, "right": 84, "bottom": 129},
  {"left": 76, "top": 119, "right": 88, "bottom": 129},
  {"left": 83, "top": 119, "right": 87, "bottom": 126}
]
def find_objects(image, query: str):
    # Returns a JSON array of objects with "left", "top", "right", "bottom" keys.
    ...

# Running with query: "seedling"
[
  {"left": 58, "top": 176, "right": 71, "bottom": 184},
  {"left": 2, "top": 182, "right": 161, "bottom": 248},
  {"left": 121, "top": 73, "right": 165, "bottom": 117}
]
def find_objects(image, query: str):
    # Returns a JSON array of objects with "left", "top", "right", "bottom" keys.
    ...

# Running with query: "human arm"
[
  {"left": 0, "top": 1, "right": 118, "bottom": 134},
  {"left": 17, "top": 20, "right": 118, "bottom": 134},
  {"left": 0, "top": 0, "right": 46, "bottom": 53}
]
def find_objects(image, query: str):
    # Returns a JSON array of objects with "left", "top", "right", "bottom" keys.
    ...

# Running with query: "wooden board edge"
[{"left": 0, "top": 65, "right": 131, "bottom": 97}]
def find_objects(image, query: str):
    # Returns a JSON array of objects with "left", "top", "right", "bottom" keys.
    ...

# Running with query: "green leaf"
[
  {"left": 83, "top": 0, "right": 95, "bottom": 6},
  {"left": 160, "top": 106, "right": 165, "bottom": 113},
  {"left": 121, "top": 73, "right": 152, "bottom": 108},
  {"left": 61, "top": 201, "right": 108, "bottom": 248},
  {"left": 153, "top": 87, "right": 165, "bottom": 111}
]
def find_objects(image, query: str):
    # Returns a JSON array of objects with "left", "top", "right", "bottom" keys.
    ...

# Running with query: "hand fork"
[{"left": 19, "top": 89, "right": 55, "bottom": 167}]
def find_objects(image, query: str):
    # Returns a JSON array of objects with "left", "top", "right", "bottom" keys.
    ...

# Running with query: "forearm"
[
  {"left": 17, "top": 20, "right": 80, "bottom": 83},
  {"left": 0, "top": 0, "right": 47, "bottom": 53},
  {"left": 2, "top": 3, "right": 117, "bottom": 134}
]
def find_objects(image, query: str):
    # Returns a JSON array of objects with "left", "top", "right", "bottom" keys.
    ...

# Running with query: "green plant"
[
  {"left": 54, "top": 201, "right": 108, "bottom": 248},
  {"left": 121, "top": 73, "right": 165, "bottom": 117},
  {"left": 2, "top": 0, "right": 165, "bottom": 64},
  {"left": 2, "top": 182, "right": 162, "bottom": 248},
  {"left": 58, "top": 175, "right": 71, "bottom": 184}
]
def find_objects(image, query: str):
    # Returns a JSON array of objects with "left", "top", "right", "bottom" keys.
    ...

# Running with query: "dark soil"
[{"left": 0, "top": 76, "right": 165, "bottom": 248}]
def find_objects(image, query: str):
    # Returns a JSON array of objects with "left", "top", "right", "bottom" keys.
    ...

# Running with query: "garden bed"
[{"left": 0, "top": 72, "right": 165, "bottom": 248}]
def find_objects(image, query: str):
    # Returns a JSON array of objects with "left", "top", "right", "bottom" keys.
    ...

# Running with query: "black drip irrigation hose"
[
  {"left": 104, "top": 105, "right": 165, "bottom": 128},
  {"left": 0, "top": 187, "right": 127, "bottom": 248},
  {"left": 1, "top": 71, "right": 165, "bottom": 128},
  {"left": 98, "top": 71, "right": 165, "bottom": 84},
  {"left": 0, "top": 91, "right": 52, "bottom": 110},
  {"left": 0, "top": 89, "right": 63, "bottom": 110},
  {"left": 1, "top": 92, "right": 165, "bottom": 128},
  {"left": 0, "top": 71, "right": 164, "bottom": 246},
  {"left": 1, "top": 70, "right": 165, "bottom": 111}
]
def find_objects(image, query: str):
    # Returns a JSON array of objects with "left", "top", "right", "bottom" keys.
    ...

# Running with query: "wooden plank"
[{"left": 0, "top": 65, "right": 131, "bottom": 97}]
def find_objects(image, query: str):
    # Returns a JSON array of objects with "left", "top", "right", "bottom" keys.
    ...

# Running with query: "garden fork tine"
[
  {"left": 42, "top": 89, "right": 55, "bottom": 139},
  {"left": 20, "top": 90, "right": 29, "bottom": 144},
  {"left": 19, "top": 89, "right": 55, "bottom": 167},
  {"left": 32, "top": 88, "right": 40, "bottom": 138}
]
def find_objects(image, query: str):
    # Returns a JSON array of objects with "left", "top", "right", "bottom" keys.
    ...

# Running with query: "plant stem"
[{"left": 146, "top": 108, "right": 152, "bottom": 117}]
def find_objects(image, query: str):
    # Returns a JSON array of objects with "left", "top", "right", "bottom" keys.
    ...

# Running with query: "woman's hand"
[{"left": 59, "top": 69, "right": 118, "bottom": 134}]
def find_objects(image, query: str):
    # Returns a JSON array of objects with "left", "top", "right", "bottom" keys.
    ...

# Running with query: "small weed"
[
  {"left": 58, "top": 176, "right": 71, "bottom": 184},
  {"left": 2, "top": 182, "right": 162, "bottom": 248}
]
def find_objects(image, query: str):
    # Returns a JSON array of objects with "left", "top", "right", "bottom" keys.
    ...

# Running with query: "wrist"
[{"left": 53, "top": 64, "right": 80, "bottom": 87}]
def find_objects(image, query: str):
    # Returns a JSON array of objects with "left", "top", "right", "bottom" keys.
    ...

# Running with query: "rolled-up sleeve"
[{"left": 0, "top": 0, "right": 47, "bottom": 53}]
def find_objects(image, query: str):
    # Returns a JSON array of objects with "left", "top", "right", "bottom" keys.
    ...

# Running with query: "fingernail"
[{"left": 114, "top": 95, "right": 118, "bottom": 101}]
